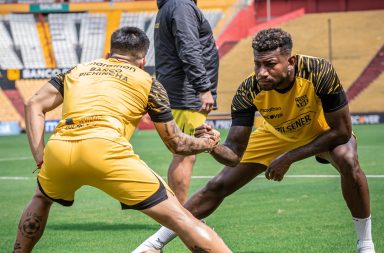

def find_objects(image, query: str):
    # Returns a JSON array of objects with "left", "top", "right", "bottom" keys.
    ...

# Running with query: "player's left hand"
[{"left": 265, "top": 154, "right": 293, "bottom": 181}]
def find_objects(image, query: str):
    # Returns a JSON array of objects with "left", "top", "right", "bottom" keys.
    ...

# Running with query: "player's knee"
[
  {"left": 337, "top": 153, "right": 361, "bottom": 179},
  {"left": 33, "top": 191, "right": 53, "bottom": 206},
  {"left": 167, "top": 209, "right": 198, "bottom": 233}
]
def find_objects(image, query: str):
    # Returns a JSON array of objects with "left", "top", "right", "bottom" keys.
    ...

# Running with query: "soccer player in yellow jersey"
[
  {"left": 13, "top": 27, "right": 232, "bottom": 253},
  {"left": 134, "top": 28, "right": 375, "bottom": 253}
]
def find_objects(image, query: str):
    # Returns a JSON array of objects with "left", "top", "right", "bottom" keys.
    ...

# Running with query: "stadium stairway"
[
  {"left": 103, "top": 11, "right": 122, "bottom": 57},
  {"left": 36, "top": 14, "right": 56, "bottom": 68},
  {"left": 347, "top": 44, "right": 384, "bottom": 101},
  {"left": 349, "top": 72, "right": 384, "bottom": 113}
]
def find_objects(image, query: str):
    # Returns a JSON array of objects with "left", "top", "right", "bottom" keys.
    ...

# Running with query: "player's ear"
[
  {"left": 138, "top": 57, "right": 146, "bottom": 69},
  {"left": 105, "top": 52, "right": 111, "bottom": 59},
  {"left": 288, "top": 55, "right": 295, "bottom": 66}
]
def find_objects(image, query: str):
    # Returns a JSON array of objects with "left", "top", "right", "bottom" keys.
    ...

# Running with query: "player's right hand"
[
  {"left": 195, "top": 123, "right": 213, "bottom": 138},
  {"left": 195, "top": 124, "right": 220, "bottom": 149},
  {"left": 199, "top": 90, "right": 214, "bottom": 114}
]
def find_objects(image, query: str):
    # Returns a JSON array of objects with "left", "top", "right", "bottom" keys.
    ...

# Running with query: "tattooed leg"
[
  {"left": 18, "top": 212, "right": 43, "bottom": 239},
  {"left": 13, "top": 241, "right": 22, "bottom": 253},
  {"left": 14, "top": 188, "right": 53, "bottom": 253}
]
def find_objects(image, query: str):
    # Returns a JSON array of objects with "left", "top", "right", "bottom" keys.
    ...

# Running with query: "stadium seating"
[
  {"left": 1, "top": 10, "right": 224, "bottom": 70},
  {"left": 79, "top": 13, "right": 107, "bottom": 63},
  {"left": 9, "top": 14, "right": 46, "bottom": 68},
  {"left": 70, "top": 0, "right": 104, "bottom": 2},
  {"left": 15, "top": 79, "right": 62, "bottom": 120},
  {"left": 216, "top": 10, "right": 384, "bottom": 114},
  {"left": 144, "top": 15, "right": 156, "bottom": 66},
  {"left": 349, "top": 73, "right": 384, "bottom": 112},
  {"left": 0, "top": 16, "right": 23, "bottom": 69},
  {"left": 0, "top": 6, "right": 382, "bottom": 126},
  {"left": 48, "top": 13, "right": 80, "bottom": 68},
  {"left": 282, "top": 10, "right": 384, "bottom": 92},
  {"left": 120, "top": 12, "right": 156, "bottom": 66},
  {"left": 203, "top": 9, "right": 223, "bottom": 30},
  {"left": 0, "top": 88, "right": 22, "bottom": 122},
  {"left": 119, "top": 10, "right": 223, "bottom": 67},
  {"left": 16, "top": 0, "right": 55, "bottom": 3}
]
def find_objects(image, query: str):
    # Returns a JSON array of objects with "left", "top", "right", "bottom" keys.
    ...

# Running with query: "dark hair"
[
  {"left": 110, "top": 26, "right": 150, "bottom": 59},
  {"left": 252, "top": 28, "right": 292, "bottom": 54}
]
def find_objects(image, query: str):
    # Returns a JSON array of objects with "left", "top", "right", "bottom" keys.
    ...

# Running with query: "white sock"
[
  {"left": 353, "top": 215, "right": 375, "bottom": 253},
  {"left": 353, "top": 215, "right": 373, "bottom": 242},
  {"left": 132, "top": 226, "right": 176, "bottom": 253}
]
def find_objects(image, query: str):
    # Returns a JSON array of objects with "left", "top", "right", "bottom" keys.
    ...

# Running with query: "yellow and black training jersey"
[
  {"left": 48, "top": 57, "right": 173, "bottom": 145},
  {"left": 231, "top": 54, "right": 348, "bottom": 142}
]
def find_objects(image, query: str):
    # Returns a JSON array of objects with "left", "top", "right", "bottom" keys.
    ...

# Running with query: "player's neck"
[
  {"left": 275, "top": 68, "right": 295, "bottom": 93},
  {"left": 109, "top": 54, "right": 136, "bottom": 66}
]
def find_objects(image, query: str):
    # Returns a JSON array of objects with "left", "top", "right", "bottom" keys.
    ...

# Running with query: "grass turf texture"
[{"left": 0, "top": 124, "right": 383, "bottom": 252}]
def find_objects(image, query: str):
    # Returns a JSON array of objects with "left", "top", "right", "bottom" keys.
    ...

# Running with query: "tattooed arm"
[
  {"left": 147, "top": 78, "right": 219, "bottom": 155},
  {"left": 154, "top": 120, "right": 220, "bottom": 155},
  {"left": 195, "top": 124, "right": 252, "bottom": 167},
  {"left": 25, "top": 82, "right": 63, "bottom": 164}
]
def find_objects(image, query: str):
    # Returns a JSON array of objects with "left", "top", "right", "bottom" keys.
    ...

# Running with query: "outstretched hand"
[
  {"left": 195, "top": 123, "right": 220, "bottom": 149},
  {"left": 195, "top": 123, "right": 213, "bottom": 137},
  {"left": 265, "top": 153, "right": 293, "bottom": 181}
]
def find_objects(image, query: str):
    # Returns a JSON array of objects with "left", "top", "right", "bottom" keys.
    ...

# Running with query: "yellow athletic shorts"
[
  {"left": 241, "top": 125, "right": 318, "bottom": 166},
  {"left": 172, "top": 109, "right": 207, "bottom": 136},
  {"left": 37, "top": 138, "right": 171, "bottom": 210}
]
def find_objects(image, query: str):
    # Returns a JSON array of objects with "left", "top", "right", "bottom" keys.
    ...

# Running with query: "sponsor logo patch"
[
  {"left": 264, "top": 113, "right": 283, "bottom": 120},
  {"left": 275, "top": 112, "right": 313, "bottom": 134},
  {"left": 260, "top": 107, "right": 282, "bottom": 112}
]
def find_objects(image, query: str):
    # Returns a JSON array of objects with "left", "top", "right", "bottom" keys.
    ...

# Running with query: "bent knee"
[
  {"left": 336, "top": 154, "right": 362, "bottom": 178},
  {"left": 33, "top": 190, "right": 53, "bottom": 205}
]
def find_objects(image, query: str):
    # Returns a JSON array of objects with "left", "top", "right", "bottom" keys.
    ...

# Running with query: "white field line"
[
  {"left": 0, "top": 176, "right": 31, "bottom": 180},
  {"left": 0, "top": 156, "right": 32, "bottom": 162},
  {"left": 1, "top": 175, "right": 384, "bottom": 180},
  {"left": 191, "top": 175, "right": 384, "bottom": 179}
]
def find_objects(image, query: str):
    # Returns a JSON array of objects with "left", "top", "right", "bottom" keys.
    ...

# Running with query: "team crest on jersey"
[{"left": 295, "top": 95, "right": 308, "bottom": 108}]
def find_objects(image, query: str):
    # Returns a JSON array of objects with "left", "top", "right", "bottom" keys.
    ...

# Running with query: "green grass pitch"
[{"left": 0, "top": 124, "right": 383, "bottom": 252}]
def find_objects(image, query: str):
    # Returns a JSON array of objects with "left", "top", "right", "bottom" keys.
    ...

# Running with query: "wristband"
[
  {"left": 37, "top": 161, "right": 43, "bottom": 169},
  {"left": 33, "top": 161, "right": 43, "bottom": 173}
]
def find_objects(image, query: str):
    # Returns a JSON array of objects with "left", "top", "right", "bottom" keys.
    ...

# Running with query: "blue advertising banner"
[
  {"left": 45, "top": 120, "right": 60, "bottom": 133},
  {"left": 0, "top": 121, "right": 20, "bottom": 136},
  {"left": 351, "top": 113, "right": 384, "bottom": 125}
]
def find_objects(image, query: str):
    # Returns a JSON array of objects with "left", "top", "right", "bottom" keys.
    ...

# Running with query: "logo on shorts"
[{"left": 295, "top": 95, "right": 308, "bottom": 108}]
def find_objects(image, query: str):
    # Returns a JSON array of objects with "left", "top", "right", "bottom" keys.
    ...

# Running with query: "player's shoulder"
[
  {"left": 296, "top": 54, "right": 331, "bottom": 71},
  {"left": 295, "top": 54, "right": 333, "bottom": 79},
  {"left": 238, "top": 72, "right": 259, "bottom": 93}
]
